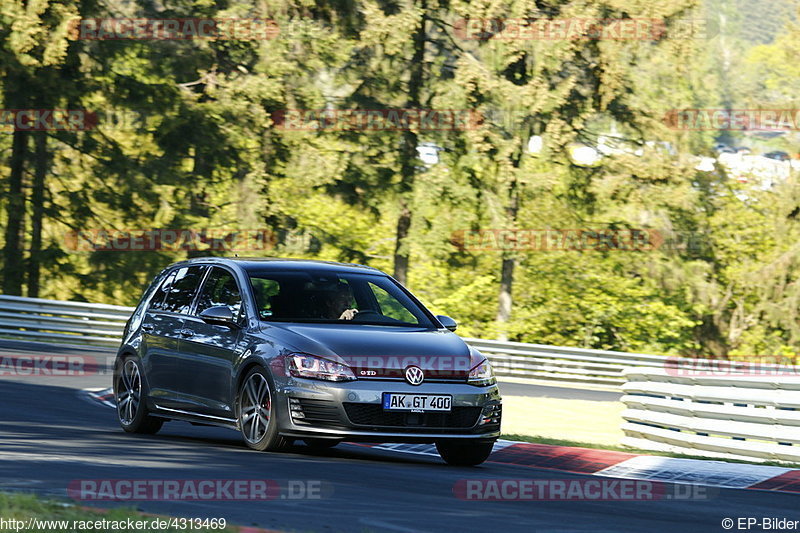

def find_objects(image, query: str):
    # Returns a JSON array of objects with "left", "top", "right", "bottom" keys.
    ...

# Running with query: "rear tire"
[
  {"left": 436, "top": 440, "right": 495, "bottom": 466},
  {"left": 114, "top": 356, "right": 163, "bottom": 434},
  {"left": 237, "top": 367, "right": 291, "bottom": 452}
]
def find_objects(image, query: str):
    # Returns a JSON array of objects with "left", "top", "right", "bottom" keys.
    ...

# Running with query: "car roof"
[{"left": 169, "top": 257, "right": 385, "bottom": 275}]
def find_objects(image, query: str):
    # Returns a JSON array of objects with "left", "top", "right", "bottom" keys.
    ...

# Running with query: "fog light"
[
  {"left": 479, "top": 404, "right": 501, "bottom": 425},
  {"left": 289, "top": 398, "right": 305, "bottom": 419}
]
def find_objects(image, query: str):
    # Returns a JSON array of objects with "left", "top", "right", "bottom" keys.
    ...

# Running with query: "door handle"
[
  {"left": 142, "top": 324, "right": 154, "bottom": 332},
  {"left": 179, "top": 329, "right": 194, "bottom": 338}
]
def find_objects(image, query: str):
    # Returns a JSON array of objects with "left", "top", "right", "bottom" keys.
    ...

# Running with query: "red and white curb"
[
  {"left": 82, "top": 387, "right": 800, "bottom": 494},
  {"left": 82, "top": 387, "right": 115, "bottom": 408},
  {"left": 486, "top": 442, "right": 800, "bottom": 494}
]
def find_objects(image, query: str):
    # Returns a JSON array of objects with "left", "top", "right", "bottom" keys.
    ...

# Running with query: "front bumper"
[{"left": 274, "top": 378, "right": 502, "bottom": 443}]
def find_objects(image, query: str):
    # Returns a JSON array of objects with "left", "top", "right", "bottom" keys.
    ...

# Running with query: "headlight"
[
  {"left": 467, "top": 359, "right": 496, "bottom": 386},
  {"left": 286, "top": 353, "right": 356, "bottom": 382}
]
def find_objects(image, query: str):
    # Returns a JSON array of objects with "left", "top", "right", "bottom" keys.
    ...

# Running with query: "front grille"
[
  {"left": 343, "top": 403, "right": 482, "bottom": 429},
  {"left": 291, "top": 398, "right": 343, "bottom": 427}
]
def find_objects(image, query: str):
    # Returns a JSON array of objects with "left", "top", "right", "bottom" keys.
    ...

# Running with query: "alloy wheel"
[
  {"left": 240, "top": 373, "right": 271, "bottom": 443},
  {"left": 117, "top": 359, "right": 141, "bottom": 425}
]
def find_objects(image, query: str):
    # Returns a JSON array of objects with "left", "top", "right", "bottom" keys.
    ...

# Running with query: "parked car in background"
[
  {"left": 713, "top": 143, "right": 736, "bottom": 154},
  {"left": 764, "top": 151, "right": 790, "bottom": 161}
]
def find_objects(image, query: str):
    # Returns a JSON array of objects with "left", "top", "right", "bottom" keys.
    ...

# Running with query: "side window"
[
  {"left": 250, "top": 278, "right": 281, "bottom": 319},
  {"left": 195, "top": 267, "right": 243, "bottom": 318},
  {"left": 161, "top": 266, "right": 207, "bottom": 314},
  {"left": 149, "top": 270, "right": 177, "bottom": 311},
  {"left": 369, "top": 283, "right": 418, "bottom": 324}
]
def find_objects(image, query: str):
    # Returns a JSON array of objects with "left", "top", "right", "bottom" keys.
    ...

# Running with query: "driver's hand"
[{"left": 339, "top": 308, "right": 359, "bottom": 320}]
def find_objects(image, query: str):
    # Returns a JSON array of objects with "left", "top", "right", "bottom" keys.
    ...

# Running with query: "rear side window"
[
  {"left": 250, "top": 278, "right": 281, "bottom": 319},
  {"left": 195, "top": 267, "right": 243, "bottom": 318},
  {"left": 149, "top": 270, "right": 177, "bottom": 311},
  {"left": 153, "top": 266, "right": 207, "bottom": 314}
]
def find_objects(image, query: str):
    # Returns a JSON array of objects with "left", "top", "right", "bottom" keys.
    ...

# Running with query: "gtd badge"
[{"left": 404, "top": 366, "right": 424, "bottom": 386}]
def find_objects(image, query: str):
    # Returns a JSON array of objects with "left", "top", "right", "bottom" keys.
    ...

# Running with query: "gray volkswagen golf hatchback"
[{"left": 114, "top": 258, "right": 502, "bottom": 465}]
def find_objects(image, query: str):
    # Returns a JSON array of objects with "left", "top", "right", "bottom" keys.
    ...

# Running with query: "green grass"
[
  {"left": 0, "top": 492, "right": 248, "bottom": 533},
  {"left": 501, "top": 396, "right": 625, "bottom": 446}
]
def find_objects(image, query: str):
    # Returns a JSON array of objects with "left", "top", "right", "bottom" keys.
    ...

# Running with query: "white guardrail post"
[{"left": 621, "top": 366, "right": 800, "bottom": 463}]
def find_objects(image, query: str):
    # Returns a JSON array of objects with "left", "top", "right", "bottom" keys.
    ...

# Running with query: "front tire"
[
  {"left": 114, "top": 356, "right": 163, "bottom": 434},
  {"left": 237, "top": 367, "right": 290, "bottom": 452},
  {"left": 436, "top": 440, "right": 495, "bottom": 466}
]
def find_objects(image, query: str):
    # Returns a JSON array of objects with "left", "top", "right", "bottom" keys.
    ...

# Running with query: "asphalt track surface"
[{"left": 0, "top": 339, "right": 797, "bottom": 532}]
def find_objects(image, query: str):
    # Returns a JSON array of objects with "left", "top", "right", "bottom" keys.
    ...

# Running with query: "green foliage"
[
  {"left": 507, "top": 253, "right": 699, "bottom": 354},
  {"left": 2, "top": 0, "right": 800, "bottom": 359}
]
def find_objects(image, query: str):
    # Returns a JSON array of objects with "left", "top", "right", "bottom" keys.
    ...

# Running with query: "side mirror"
[
  {"left": 436, "top": 315, "right": 458, "bottom": 332},
  {"left": 199, "top": 306, "right": 238, "bottom": 327}
]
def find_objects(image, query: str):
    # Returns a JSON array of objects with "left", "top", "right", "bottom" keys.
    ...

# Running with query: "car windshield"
[{"left": 247, "top": 270, "right": 434, "bottom": 327}]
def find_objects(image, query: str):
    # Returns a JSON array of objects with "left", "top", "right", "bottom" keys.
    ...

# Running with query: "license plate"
[{"left": 382, "top": 393, "right": 452, "bottom": 412}]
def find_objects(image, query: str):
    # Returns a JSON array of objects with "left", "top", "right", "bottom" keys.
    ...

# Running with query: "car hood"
[{"left": 263, "top": 323, "right": 477, "bottom": 378}]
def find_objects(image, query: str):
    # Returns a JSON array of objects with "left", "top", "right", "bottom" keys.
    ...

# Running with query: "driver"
[{"left": 324, "top": 283, "right": 358, "bottom": 320}]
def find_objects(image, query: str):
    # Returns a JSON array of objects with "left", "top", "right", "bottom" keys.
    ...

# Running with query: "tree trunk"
[
  {"left": 393, "top": 0, "right": 426, "bottom": 285},
  {"left": 28, "top": 133, "right": 48, "bottom": 297},
  {"left": 495, "top": 257, "right": 515, "bottom": 341},
  {"left": 495, "top": 169, "right": 520, "bottom": 340},
  {"left": 2, "top": 129, "right": 29, "bottom": 296},
  {"left": 186, "top": 148, "right": 211, "bottom": 259},
  {"left": 393, "top": 202, "right": 412, "bottom": 284}
]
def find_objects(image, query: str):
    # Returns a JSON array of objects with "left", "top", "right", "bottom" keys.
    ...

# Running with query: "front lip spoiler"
[{"left": 279, "top": 427, "right": 501, "bottom": 442}]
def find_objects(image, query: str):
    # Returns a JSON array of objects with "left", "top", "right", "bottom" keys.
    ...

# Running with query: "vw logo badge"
[{"left": 404, "top": 365, "right": 424, "bottom": 386}]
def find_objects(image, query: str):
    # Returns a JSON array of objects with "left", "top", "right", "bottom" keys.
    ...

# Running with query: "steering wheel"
[{"left": 351, "top": 310, "right": 382, "bottom": 321}]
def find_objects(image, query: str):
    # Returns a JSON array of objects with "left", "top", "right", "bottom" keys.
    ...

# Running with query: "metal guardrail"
[
  {"left": 465, "top": 338, "right": 668, "bottom": 386},
  {"left": 622, "top": 367, "right": 800, "bottom": 462},
  {"left": 0, "top": 295, "right": 133, "bottom": 347},
  {"left": 0, "top": 295, "right": 672, "bottom": 385}
]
